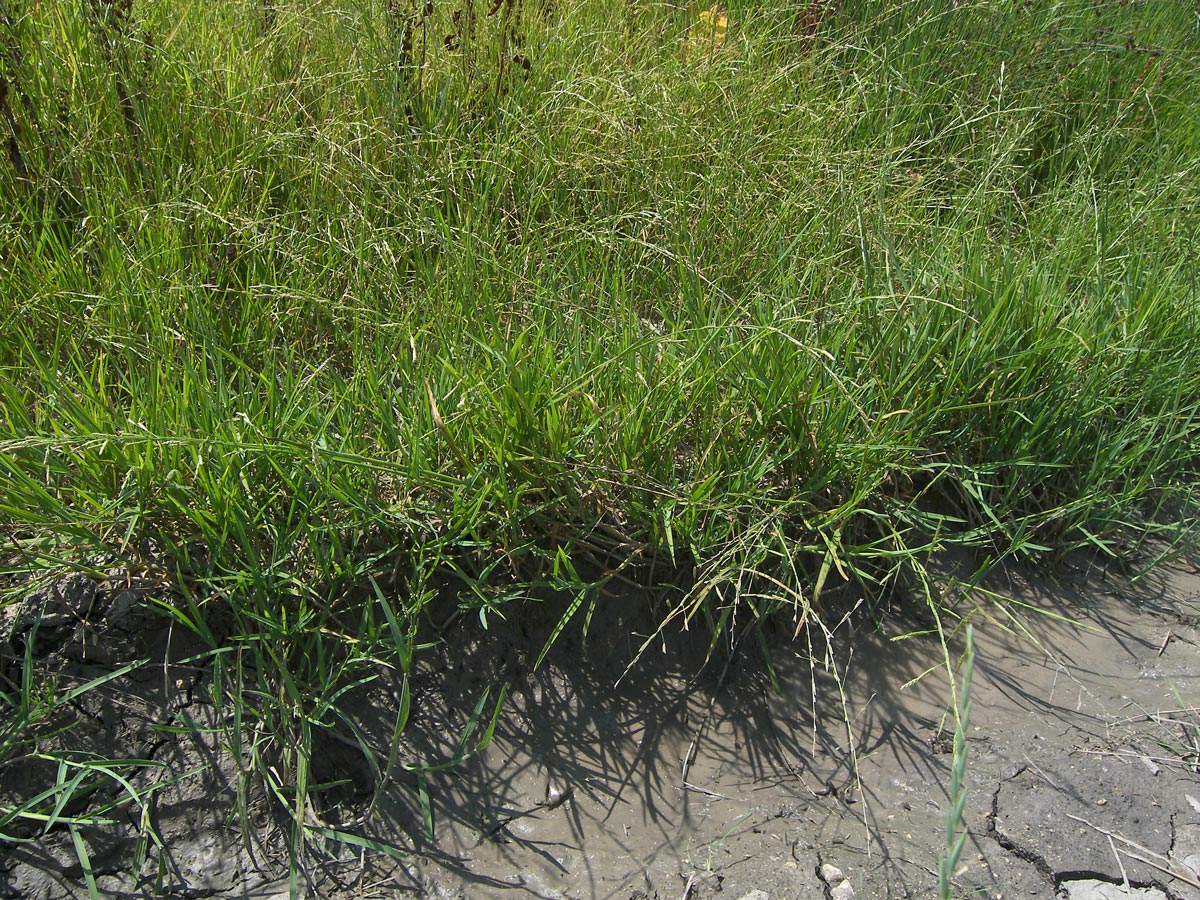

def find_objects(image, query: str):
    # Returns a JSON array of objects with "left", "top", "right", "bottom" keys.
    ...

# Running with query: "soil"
[{"left": 2, "top": 554, "right": 1199, "bottom": 900}]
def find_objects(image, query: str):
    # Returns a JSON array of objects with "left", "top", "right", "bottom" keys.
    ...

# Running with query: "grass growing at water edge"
[
  {"left": 939, "top": 623, "right": 975, "bottom": 900},
  {"left": 2, "top": 0, "right": 1200, "bottom": 884}
]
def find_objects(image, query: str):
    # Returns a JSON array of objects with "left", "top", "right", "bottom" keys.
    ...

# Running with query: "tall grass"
[{"left": 2, "top": 0, "right": 1199, "bottom": 875}]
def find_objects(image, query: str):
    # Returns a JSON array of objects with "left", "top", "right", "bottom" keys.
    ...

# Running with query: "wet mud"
[{"left": 2, "top": 556, "right": 1199, "bottom": 899}]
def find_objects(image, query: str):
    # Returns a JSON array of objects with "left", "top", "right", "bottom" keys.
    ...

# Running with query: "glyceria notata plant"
[
  {"left": 0, "top": 0, "right": 1198, "bottom": 890},
  {"left": 938, "top": 624, "right": 975, "bottom": 900}
]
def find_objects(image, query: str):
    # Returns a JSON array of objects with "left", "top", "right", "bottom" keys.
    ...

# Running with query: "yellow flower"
[{"left": 688, "top": 3, "right": 729, "bottom": 61}]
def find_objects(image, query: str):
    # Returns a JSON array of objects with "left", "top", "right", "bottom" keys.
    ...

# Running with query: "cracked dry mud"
[{"left": 2, "top": 555, "right": 1199, "bottom": 900}]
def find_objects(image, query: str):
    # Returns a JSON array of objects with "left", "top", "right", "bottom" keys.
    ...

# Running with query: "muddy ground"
[{"left": 2, "top": 553, "right": 1199, "bottom": 900}]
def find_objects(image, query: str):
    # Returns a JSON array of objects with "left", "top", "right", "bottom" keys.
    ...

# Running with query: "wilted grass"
[{"left": 2, "top": 0, "right": 1199, "bottom": 883}]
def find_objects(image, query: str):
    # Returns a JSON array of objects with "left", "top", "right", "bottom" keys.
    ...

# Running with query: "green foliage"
[
  {"left": 1, "top": 0, "right": 1199, "bottom": 875},
  {"left": 939, "top": 624, "right": 975, "bottom": 899}
]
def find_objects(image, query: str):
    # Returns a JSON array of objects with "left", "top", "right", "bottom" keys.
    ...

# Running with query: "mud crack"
[
  {"left": 814, "top": 849, "right": 834, "bottom": 900},
  {"left": 814, "top": 849, "right": 858, "bottom": 900},
  {"left": 985, "top": 769, "right": 1183, "bottom": 899},
  {"left": 985, "top": 766, "right": 1055, "bottom": 882}
]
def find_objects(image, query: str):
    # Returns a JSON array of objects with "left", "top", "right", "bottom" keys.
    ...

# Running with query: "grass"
[
  {"left": 939, "top": 623, "right": 974, "bottom": 900},
  {"left": 2, "top": 0, "right": 1200, "bottom": 888}
]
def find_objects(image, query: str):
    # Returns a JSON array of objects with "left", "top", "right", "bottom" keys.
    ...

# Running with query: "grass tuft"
[{"left": 2, "top": 0, "right": 1199, "bottom": 874}]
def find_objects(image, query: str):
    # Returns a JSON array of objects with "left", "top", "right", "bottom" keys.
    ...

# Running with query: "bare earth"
[{"left": 2, "top": 553, "right": 1199, "bottom": 900}]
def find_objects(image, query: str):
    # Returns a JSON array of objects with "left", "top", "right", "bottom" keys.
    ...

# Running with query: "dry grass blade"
[{"left": 1064, "top": 813, "right": 1200, "bottom": 889}]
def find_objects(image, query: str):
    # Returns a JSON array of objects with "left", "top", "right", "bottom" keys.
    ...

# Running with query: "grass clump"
[{"left": 2, "top": 0, "right": 1199, "bottom": 878}]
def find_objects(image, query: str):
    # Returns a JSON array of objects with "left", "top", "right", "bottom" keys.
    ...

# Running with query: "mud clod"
[
  {"left": 988, "top": 766, "right": 1057, "bottom": 882},
  {"left": 1059, "top": 878, "right": 1169, "bottom": 899}
]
